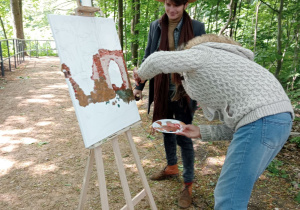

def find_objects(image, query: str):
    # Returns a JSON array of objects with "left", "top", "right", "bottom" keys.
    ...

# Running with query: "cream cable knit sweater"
[{"left": 137, "top": 42, "right": 294, "bottom": 141}]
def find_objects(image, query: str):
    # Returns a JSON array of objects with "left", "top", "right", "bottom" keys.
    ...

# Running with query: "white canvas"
[{"left": 48, "top": 15, "right": 141, "bottom": 148}]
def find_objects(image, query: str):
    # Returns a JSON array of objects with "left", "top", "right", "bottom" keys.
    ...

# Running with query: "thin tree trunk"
[
  {"left": 275, "top": 0, "right": 284, "bottom": 78},
  {"left": 229, "top": 0, "right": 238, "bottom": 38},
  {"left": 215, "top": 0, "right": 220, "bottom": 33},
  {"left": 291, "top": 22, "right": 299, "bottom": 90},
  {"left": 143, "top": 0, "right": 151, "bottom": 57},
  {"left": 219, "top": 0, "right": 234, "bottom": 35},
  {"left": 241, "top": 2, "right": 250, "bottom": 41},
  {"left": 124, "top": 0, "right": 127, "bottom": 61},
  {"left": 254, "top": 1, "right": 261, "bottom": 54},
  {"left": 234, "top": 0, "right": 242, "bottom": 40},
  {"left": 118, "top": 0, "right": 123, "bottom": 49},
  {"left": 131, "top": 0, "right": 140, "bottom": 66},
  {"left": 0, "top": 15, "right": 7, "bottom": 39}
]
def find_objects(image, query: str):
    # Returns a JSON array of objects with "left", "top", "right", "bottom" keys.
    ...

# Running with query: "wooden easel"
[
  {"left": 74, "top": 2, "right": 157, "bottom": 209},
  {"left": 78, "top": 122, "right": 157, "bottom": 209}
]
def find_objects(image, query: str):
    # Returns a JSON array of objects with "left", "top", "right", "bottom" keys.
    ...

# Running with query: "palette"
[{"left": 152, "top": 119, "right": 185, "bottom": 133}]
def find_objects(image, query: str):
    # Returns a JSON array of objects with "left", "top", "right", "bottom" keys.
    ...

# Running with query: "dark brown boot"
[
  {"left": 150, "top": 164, "right": 179, "bottom": 180},
  {"left": 178, "top": 184, "right": 192, "bottom": 208}
]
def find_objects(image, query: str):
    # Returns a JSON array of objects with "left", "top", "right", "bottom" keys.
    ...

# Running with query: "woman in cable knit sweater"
[{"left": 135, "top": 34, "right": 294, "bottom": 209}]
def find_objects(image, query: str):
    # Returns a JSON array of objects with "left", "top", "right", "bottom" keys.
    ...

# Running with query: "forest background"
[
  {"left": 1, "top": 0, "right": 299, "bottom": 109},
  {"left": 0, "top": 0, "right": 299, "bottom": 109}
]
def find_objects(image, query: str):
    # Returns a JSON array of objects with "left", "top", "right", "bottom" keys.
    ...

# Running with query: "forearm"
[{"left": 137, "top": 49, "right": 200, "bottom": 80}]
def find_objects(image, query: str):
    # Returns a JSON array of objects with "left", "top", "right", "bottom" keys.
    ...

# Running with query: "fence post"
[
  {"left": 16, "top": 40, "right": 19, "bottom": 65},
  {"left": 22, "top": 40, "right": 25, "bottom": 61},
  {"left": 47, "top": 41, "right": 49, "bottom": 56},
  {"left": 13, "top": 39, "right": 16, "bottom": 68},
  {"left": 6, "top": 40, "right": 12, "bottom": 72},
  {"left": 0, "top": 42, "right": 4, "bottom": 76},
  {"left": 36, "top": 40, "right": 38, "bottom": 58}
]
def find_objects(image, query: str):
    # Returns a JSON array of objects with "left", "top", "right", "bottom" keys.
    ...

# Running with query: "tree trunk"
[
  {"left": 291, "top": 17, "right": 299, "bottom": 90},
  {"left": 10, "top": 0, "right": 27, "bottom": 55},
  {"left": 143, "top": 0, "right": 151, "bottom": 55},
  {"left": 275, "top": 0, "right": 284, "bottom": 78},
  {"left": 229, "top": 0, "right": 238, "bottom": 38},
  {"left": 131, "top": 0, "right": 140, "bottom": 66},
  {"left": 124, "top": 0, "right": 127, "bottom": 61},
  {"left": 215, "top": 0, "right": 220, "bottom": 33},
  {"left": 254, "top": 1, "right": 261, "bottom": 54},
  {"left": 0, "top": 15, "right": 7, "bottom": 39},
  {"left": 219, "top": 0, "right": 234, "bottom": 35},
  {"left": 10, "top": 0, "right": 24, "bottom": 39},
  {"left": 118, "top": 0, "right": 123, "bottom": 49},
  {"left": 234, "top": 0, "right": 242, "bottom": 40}
]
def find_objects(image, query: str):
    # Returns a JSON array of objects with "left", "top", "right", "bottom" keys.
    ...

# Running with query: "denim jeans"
[
  {"left": 214, "top": 112, "right": 293, "bottom": 210},
  {"left": 163, "top": 95, "right": 197, "bottom": 183}
]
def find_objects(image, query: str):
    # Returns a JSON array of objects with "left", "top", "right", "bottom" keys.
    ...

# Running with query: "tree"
[
  {"left": 10, "top": 0, "right": 25, "bottom": 39},
  {"left": 253, "top": 1, "right": 261, "bottom": 54},
  {"left": 131, "top": 0, "right": 140, "bottom": 66},
  {"left": 118, "top": 0, "right": 123, "bottom": 49},
  {"left": 219, "top": 0, "right": 234, "bottom": 35},
  {"left": 0, "top": 15, "right": 7, "bottom": 39}
]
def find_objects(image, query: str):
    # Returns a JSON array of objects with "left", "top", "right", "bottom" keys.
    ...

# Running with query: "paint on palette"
[{"left": 61, "top": 49, "right": 134, "bottom": 107}]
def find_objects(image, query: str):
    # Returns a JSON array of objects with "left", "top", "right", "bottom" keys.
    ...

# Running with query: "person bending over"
[{"left": 134, "top": 34, "right": 294, "bottom": 210}]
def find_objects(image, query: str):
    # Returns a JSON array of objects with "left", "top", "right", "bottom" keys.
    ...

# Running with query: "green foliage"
[
  {"left": 289, "top": 136, "right": 300, "bottom": 147},
  {"left": 296, "top": 191, "right": 300, "bottom": 204},
  {"left": 147, "top": 134, "right": 155, "bottom": 140},
  {"left": 0, "top": 0, "right": 299, "bottom": 102},
  {"left": 267, "top": 159, "right": 288, "bottom": 178}
]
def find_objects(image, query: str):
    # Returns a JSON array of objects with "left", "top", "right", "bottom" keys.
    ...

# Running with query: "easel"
[
  {"left": 78, "top": 122, "right": 157, "bottom": 209},
  {"left": 74, "top": 2, "right": 157, "bottom": 209}
]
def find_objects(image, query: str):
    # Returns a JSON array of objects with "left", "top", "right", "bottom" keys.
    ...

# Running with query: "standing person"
[
  {"left": 134, "top": 34, "right": 294, "bottom": 209},
  {"left": 133, "top": 0, "right": 205, "bottom": 208}
]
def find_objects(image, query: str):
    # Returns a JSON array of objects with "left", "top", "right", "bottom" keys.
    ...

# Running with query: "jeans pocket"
[{"left": 262, "top": 113, "right": 292, "bottom": 149}]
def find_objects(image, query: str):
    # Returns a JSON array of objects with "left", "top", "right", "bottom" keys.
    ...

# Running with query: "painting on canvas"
[{"left": 48, "top": 15, "right": 141, "bottom": 148}]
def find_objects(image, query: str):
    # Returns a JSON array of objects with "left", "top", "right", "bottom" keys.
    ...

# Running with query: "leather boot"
[
  {"left": 150, "top": 164, "right": 179, "bottom": 180},
  {"left": 178, "top": 183, "right": 192, "bottom": 208}
]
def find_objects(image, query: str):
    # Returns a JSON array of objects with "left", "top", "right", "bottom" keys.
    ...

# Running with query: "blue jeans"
[
  {"left": 214, "top": 112, "right": 292, "bottom": 210},
  {"left": 163, "top": 95, "right": 197, "bottom": 183}
]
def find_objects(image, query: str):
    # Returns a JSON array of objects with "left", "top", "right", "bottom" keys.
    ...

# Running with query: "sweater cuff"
[
  {"left": 199, "top": 125, "right": 211, "bottom": 141},
  {"left": 134, "top": 81, "right": 146, "bottom": 90}
]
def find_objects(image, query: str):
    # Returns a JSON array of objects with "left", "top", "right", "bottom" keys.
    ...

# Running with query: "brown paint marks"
[
  {"left": 61, "top": 63, "right": 71, "bottom": 78},
  {"left": 61, "top": 49, "right": 135, "bottom": 107}
]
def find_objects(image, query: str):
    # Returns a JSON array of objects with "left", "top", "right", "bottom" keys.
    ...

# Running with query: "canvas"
[{"left": 48, "top": 15, "right": 141, "bottom": 148}]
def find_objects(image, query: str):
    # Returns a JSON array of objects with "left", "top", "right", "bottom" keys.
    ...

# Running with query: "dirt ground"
[{"left": 0, "top": 57, "right": 299, "bottom": 210}]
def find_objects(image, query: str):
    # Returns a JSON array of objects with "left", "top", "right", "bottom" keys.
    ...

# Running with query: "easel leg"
[
  {"left": 94, "top": 146, "right": 110, "bottom": 209},
  {"left": 78, "top": 150, "right": 95, "bottom": 210},
  {"left": 125, "top": 130, "right": 157, "bottom": 210},
  {"left": 112, "top": 137, "right": 135, "bottom": 210}
]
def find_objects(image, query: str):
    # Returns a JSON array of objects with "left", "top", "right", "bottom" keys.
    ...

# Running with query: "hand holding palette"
[{"left": 152, "top": 119, "right": 185, "bottom": 133}]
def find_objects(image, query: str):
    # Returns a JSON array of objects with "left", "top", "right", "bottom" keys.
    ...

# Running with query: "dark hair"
[{"left": 170, "top": 0, "right": 188, "bottom": 6}]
